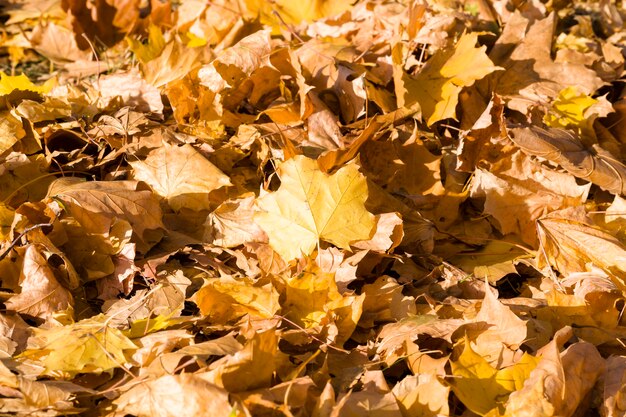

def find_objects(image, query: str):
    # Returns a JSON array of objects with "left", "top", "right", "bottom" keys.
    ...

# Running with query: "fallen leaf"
[
  {"left": 396, "top": 33, "right": 501, "bottom": 125},
  {"left": 47, "top": 179, "right": 164, "bottom": 251},
  {"left": 18, "top": 315, "right": 137, "bottom": 377},
  {"left": 5, "top": 244, "right": 73, "bottom": 320},
  {"left": 112, "top": 374, "right": 234, "bottom": 417},
  {"left": 130, "top": 141, "right": 231, "bottom": 211},
  {"left": 450, "top": 339, "right": 538, "bottom": 415},
  {"left": 255, "top": 155, "right": 375, "bottom": 261}
]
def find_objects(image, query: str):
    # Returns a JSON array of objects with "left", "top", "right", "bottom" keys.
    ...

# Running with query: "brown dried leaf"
[{"left": 5, "top": 244, "right": 73, "bottom": 320}]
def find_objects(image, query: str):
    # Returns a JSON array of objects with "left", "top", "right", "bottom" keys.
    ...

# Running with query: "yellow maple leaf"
[
  {"left": 193, "top": 277, "right": 280, "bottom": 324},
  {"left": 129, "top": 141, "right": 231, "bottom": 211},
  {"left": 450, "top": 339, "right": 539, "bottom": 416},
  {"left": 396, "top": 33, "right": 501, "bottom": 125},
  {"left": 18, "top": 315, "right": 137, "bottom": 377},
  {"left": 0, "top": 202, "right": 14, "bottom": 242},
  {"left": 282, "top": 262, "right": 364, "bottom": 346},
  {"left": 244, "top": 0, "right": 353, "bottom": 29},
  {"left": 254, "top": 155, "right": 375, "bottom": 261},
  {"left": 0, "top": 71, "right": 55, "bottom": 96},
  {"left": 126, "top": 24, "right": 166, "bottom": 64},
  {"left": 544, "top": 86, "right": 597, "bottom": 129}
]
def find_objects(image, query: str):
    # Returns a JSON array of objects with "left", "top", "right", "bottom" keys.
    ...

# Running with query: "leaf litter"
[{"left": 1, "top": 0, "right": 626, "bottom": 415}]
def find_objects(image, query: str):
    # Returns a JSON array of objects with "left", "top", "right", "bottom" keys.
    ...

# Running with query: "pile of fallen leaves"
[{"left": 1, "top": 0, "right": 626, "bottom": 415}]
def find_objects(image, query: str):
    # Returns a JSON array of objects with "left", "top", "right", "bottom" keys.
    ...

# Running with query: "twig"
[{"left": 0, "top": 223, "right": 52, "bottom": 262}]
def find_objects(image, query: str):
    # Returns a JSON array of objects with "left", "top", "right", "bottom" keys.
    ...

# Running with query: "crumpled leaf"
[
  {"left": 204, "top": 195, "right": 266, "bottom": 247},
  {"left": 537, "top": 207, "right": 626, "bottom": 292},
  {"left": 0, "top": 111, "right": 25, "bottom": 154},
  {"left": 5, "top": 244, "right": 73, "bottom": 320},
  {"left": 470, "top": 150, "right": 590, "bottom": 245},
  {"left": 490, "top": 12, "right": 604, "bottom": 114},
  {"left": 509, "top": 125, "right": 626, "bottom": 196},
  {"left": 329, "top": 370, "right": 402, "bottom": 417},
  {"left": 504, "top": 326, "right": 605, "bottom": 417},
  {"left": 198, "top": 327, "right": 278, "bottom": 392},
  {"left": 255, "top": 155, "right": 375, "bottom": 261},
  {"left": 47, "top": 179, "right": 164, "bottom": 251},
  {"left": 282, "top": 261, "right": 364, "bottom": 346}
]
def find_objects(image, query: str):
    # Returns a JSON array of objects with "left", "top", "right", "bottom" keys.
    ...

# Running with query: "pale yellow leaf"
[
  {"left": 254, "top": 155, "right": 375, "bottom": 261},
  {"left": 112, "top": 374, "right": 234, "bottom": 417},
  {"left": 130, "top": 141, "right": 231, "bottom": 211}
]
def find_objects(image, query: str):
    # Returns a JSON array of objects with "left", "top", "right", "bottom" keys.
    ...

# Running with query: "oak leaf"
[{"left": 254, "top": 155, "right": 375, "bottom": 261}]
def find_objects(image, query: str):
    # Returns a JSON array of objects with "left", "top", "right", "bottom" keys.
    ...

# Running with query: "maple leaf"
[
  {"left": 112, "top": 374, "right": 235, "bottom": 417},
  {"left": 192, "top": 276, "right": 280, "bottom": 323},
  {"left": 450, "top": 339, "right": 539, "bottom": 415},
  {"left": 18, "top": 315, "right": 137, "bottom": 377},
  {"left": 544, "top": 86, "right": 597, "bottom": 129},
  {"left": 126, "top": 24, "right": 166, "bottom": 64},
  {"left": 282, "top": 261, "right": 364, "bottom": 345},
  {"left": 244, "top": 0, "right": 353, "bottom": 28},
  {"left": 395, "top": 33, "right": 501, "bottom": 125},
  {"left": 130, "top": 141, "right": 231, "bottom": 211},
  {"left": 254, "top": 155, "right": 375, "bottom": 261},
  {"left": 47, "top": 179, "right": 164, "bottom": 251},
  {"left": 0, "top": 72, "right": 55, "bottom": 96},
  {"left": 392, "top": 373, "right": 450, "bottom": 417}
]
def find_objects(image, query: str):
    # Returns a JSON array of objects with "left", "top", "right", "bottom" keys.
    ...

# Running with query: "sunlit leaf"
[
  {"left": 396, "top": 33, "right": 501, "bottom": 125},
  {"left": 18, "top": 315, "right": 137, "bottom": 376},
  {"left": 130, "top": 141, "right": 231, "bottom": 211},
  {"left": 254, "top": 155, "right": 375, "bottom": 261}
]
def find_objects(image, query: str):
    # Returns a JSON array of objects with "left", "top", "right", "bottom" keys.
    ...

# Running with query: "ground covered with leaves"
[{"left": 1, "top": 0, "right": 626, "bottom": 415}]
